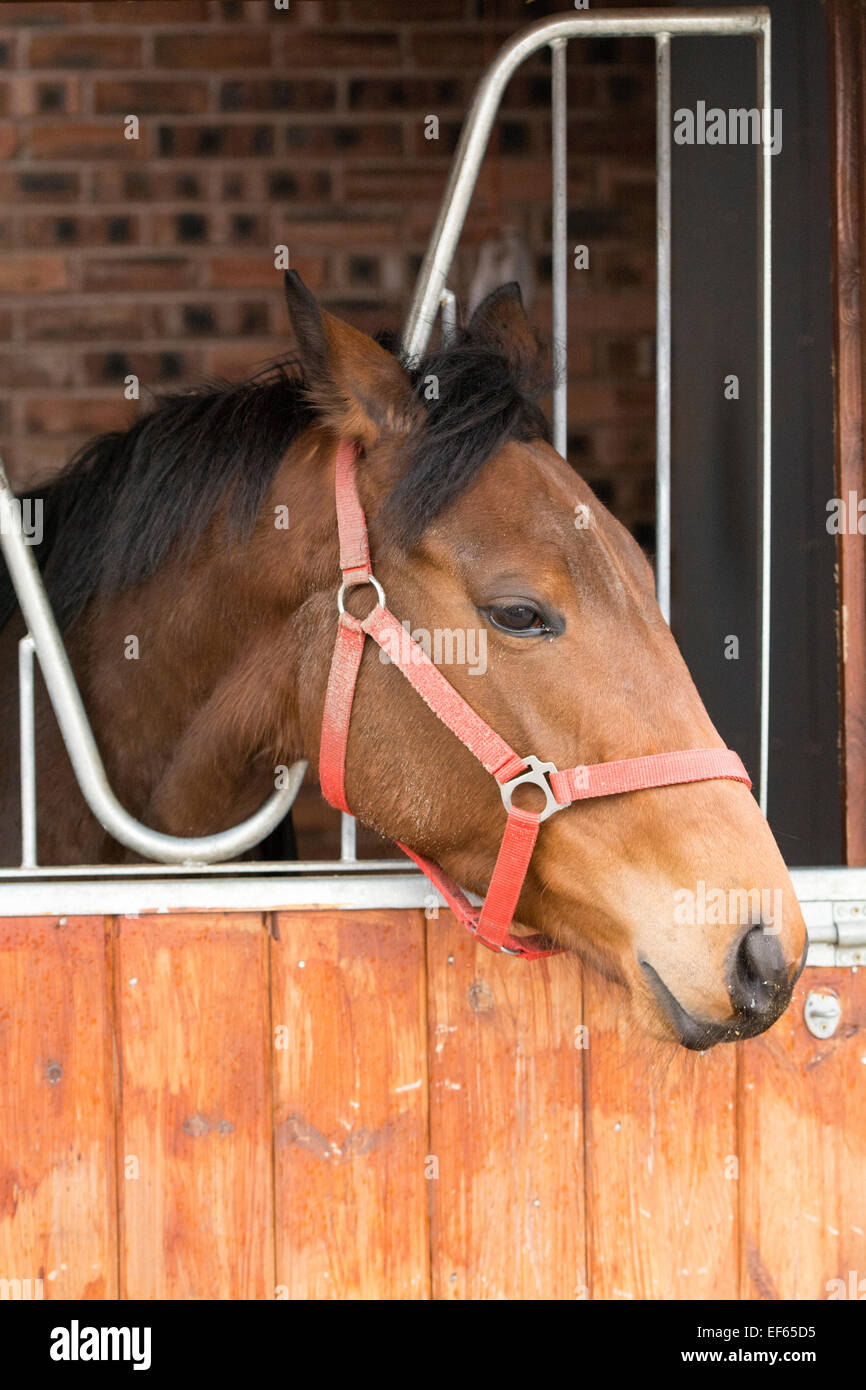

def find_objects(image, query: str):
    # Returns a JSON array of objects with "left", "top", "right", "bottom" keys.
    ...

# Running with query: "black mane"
[{"left": 0, "top": 326, "right": 550, "bottom": 633}]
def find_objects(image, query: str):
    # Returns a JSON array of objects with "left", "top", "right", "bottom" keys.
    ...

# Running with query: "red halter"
[{"left": 318, "top": 440, "right": 751, "bottom": 960}]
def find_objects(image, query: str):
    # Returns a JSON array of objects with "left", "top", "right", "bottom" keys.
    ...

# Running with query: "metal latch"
[
  {"left": 804, "top": 989, "right": 842, "bottom": 1038},
  {"left": 805, "top": 901, "right": 866, "bottom": 967}
]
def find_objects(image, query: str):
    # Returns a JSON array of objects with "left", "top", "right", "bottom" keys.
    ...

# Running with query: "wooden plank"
[
  {"left": 271, "top": 909, "right": 428, "bottom": 1299},
  {"left": 583, "top": 971, "right": 738, "bottom": 1300},
  {"left": 740, "top": 965, "right": 866, "bottom": 1300},
  {"left": 116, "top": 912, "right": 273, "bottom": 1300},
  {"left": 427, "top": 917, "right": 585, "bottom": 1300},
  {"left": 828, "top": 0, "right": 866, "bottom": 863},
  {"left": 0, "top": 915, "right": 116, "bottom": 1300}
]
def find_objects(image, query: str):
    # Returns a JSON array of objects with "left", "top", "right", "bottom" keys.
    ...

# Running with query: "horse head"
[{"left": 285, "top": 273, "right": 808, "bottom": 1048}]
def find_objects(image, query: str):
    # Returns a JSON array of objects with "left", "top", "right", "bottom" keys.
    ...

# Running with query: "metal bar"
[
  {"left": 0, "top": 859, "right": 415, "bottom": 880},
  {"left": 0, "top": 458, "right": 306, "bottom": 864},
  {"left": 0, "top": 872, "right": 447, "bottom": 918},
  {"left": 439, "top": 288, "right": 457, "bottom": 345},
  {"left": 403, "top": 8, "right": 770, "bottom": 359},
  {"left": 655, "top": 32, "right": 672, "bottom": 624},
  {"left": 18, "top": 635, "right": 36, "bottom": 868},
  {"left": 0, "top": 863, "right": 854, "bottom": 922},
  {"left": 340, "top": 812, "right": 357, "bottom": 862},
  {"left": 756, "top": 24, "right": 772, "bottom": 816},
  {"left": 551, "top": 38, "right": 568, "bottom": 458}
]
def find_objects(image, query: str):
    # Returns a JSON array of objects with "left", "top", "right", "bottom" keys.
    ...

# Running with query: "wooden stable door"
[{"left": 1, "top": 908, "right": 863, "bottom": 1301}]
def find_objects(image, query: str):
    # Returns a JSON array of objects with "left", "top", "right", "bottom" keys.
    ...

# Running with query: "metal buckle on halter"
[
  {"left": 337, "top": 573, "right": 385, "bottom": 616},
  {"left": 499, "top": 755, "right": 562, "bottom": 823}
]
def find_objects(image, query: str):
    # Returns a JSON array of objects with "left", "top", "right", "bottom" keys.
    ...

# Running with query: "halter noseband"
[{"left": 318, "top": 440, "right": 751, "bottom": 960}]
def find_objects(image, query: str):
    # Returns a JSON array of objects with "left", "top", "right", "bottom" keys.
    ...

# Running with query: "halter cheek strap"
[{"left": 318, "top": 440, "right": 752, "bottom": 961}]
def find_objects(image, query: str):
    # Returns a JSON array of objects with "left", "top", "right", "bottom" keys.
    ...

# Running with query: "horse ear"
[
  {"left": 466, "top": 281, "right": 545, "bottom": 385},
  {"left": 284, "top": 270, "right": 414, "bottom": 444}
]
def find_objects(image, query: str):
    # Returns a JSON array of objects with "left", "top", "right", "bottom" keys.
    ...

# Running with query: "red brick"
[
  {"left": 148, "top": 299, "right": 270, "bottom": 338},
  {"left": 8, "top": 75, "right": 81, "bottom": 116},
  {"left": 565, "top": 381, "right": 623, "bottom": 424},
  {"left": 599, "top": 248, "right": 655, "bottom": 290},
  {"left": 16, "top": 213, "right": 141, "bottom": 250},
  {"left": 0, "top": 2, "right": 84, "bottom": 23},
  {"left": 28, "top": 34, "right": 143, "bottom": 69},
  {"left": 0, "top": 125, "right": 18, "bottom": 158},
  {"left": 347, "top": 77, "right": 466, "bottom": 112},
  {"left": 0, "top": 348, "right": 75, "bottom": 388},
  {"left": 219, "top": 78, "right": 336, "bottom": 112},
  {"left": 82, "top": 348, "right": 204, "bottom": 387},
  {"left": 535, "top": 289, "right": 656, "bottom": 334},
  {"left": 82, "top": 257, "right": 198, "bottom": 293},
  {"left": 343, "top": 0, "right": 464, "bottom": 16},
  {"left": 156, "top": 123, "right": 277, "bottom": 158},
  {"left": 344, "top": 164, "right": 450, "bottom": 204},
  {"left": 204, "top": 343, "right": 287, "bottom": 379},
  {"left": 90, "top": 0, "right": 208, "bottom": 19},
  {"left": 266, "top": 0, "right": 340, "bottom": 20},
  {"left": 274, "top": 214, "right": 401, "bottom": 247},
  {"left": 0, "top": 310, "right": 12, "bottom": 339},
  {"left": 503, "top": 72, "right": 598, "bottom": 111},
  {"left": 208, "top": 254, "right": 326, "bottom": 290},
  {"left": 153, "top": 33, "right": 271, "bottom": 69},
  {"left": 264, "top": 167, "right": 333, "bottom": 202},
  {"left": 94, "top": 80, "right": 210, "bottom": 115},
  {"left": 150, "top": 211, "right": 211, "bottom": 247},
  {"left": 0, "top": 169, "right": 80, "bottom": 202},
  {"left": 22, "top": 301, "right": 149, "bottom": 341},
  {"left": 0, "top": 256, "right": 67, "bottom": 293},
  {"left": 279, "top": 31, "right": 401, "bottom": 68},
  {"left": 408, "top": 27, "right": 513, "bottom": 68},
  {"left": 3, "top": 441, "right": 78, "bottom": 489},
  {"left": 90, "top": 167, "right": 213, "bottom": 203},
  {"left": 285, "top": 122, "right": 403, "bottom": 157},
  {"left": 592, "top": 426, "right": 655, "bottom": 468},
  {"left": 24, "top": 396, "right": 136, "bottom": 436},
  {"left": 411, "top": 120, "right": 505, "bottom": 158},
  {"left": 28, "top": 122, "right": 148, "bottom": 160}
]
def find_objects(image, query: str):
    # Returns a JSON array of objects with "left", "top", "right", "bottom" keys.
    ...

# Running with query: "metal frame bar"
[
  {"left": 655, "top": 32, "right": 672, "bottom": 625},
  {"left": 756, "top": 22, "right": 773, "bottom": 815},
  {"left": 0, "top": 458, "right": 306, "bottom": 865},
  {"left": 551, "top": 37, "right": 568, "bottom": 457}
]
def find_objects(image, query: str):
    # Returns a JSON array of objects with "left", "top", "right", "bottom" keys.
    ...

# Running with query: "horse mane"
[{"left": 0, "top": 323, "right": 550, "bottom": 633}]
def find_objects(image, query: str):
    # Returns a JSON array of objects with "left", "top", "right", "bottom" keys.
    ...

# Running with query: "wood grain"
[
  {"left": 426, "top": 916, "right": 586, "bottom": 1299},
  {"left": 115, "top": 912, "right": 273, "bottom": 1299},
  {"left": 828, "top": 0, "right": 866, "bottom": 864},
  {"left": 0, "top": 915, "right": 116, "bottom": 1300},
  {"left": 583, "top": 971, "right": 738, "bottom": 1300},
  {"left": 739, "top": 965, "right": 866, "bottom": 1300},
  {"left": 271, "top": 909, "right": 429, "bottom": 1299}
]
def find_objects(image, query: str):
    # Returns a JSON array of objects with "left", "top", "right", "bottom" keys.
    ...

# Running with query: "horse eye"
[{"left": 485, "top": 602, "right": 551, "bottom": 636}]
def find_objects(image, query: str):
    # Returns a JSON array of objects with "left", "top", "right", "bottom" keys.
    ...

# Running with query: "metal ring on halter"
[
  {"left": 337, "top": 573, "right": 385, "bottom": 616},
  {"left": 500, "top": 755, "right": 563, "bottom": 823}
]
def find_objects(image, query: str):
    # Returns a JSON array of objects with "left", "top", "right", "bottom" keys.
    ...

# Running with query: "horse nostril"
[{"left": 729, "top": 924, "right": 788, "bottom": 1018}]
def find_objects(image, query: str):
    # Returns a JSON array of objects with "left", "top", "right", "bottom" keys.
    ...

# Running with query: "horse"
[{"left": 0, "top": 272, "right": 807, "bottom": 1048}]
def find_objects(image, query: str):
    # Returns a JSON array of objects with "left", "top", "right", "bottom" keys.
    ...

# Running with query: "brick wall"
[{"left": 0, "top": 0, "right": 658, "bottom": 545}]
